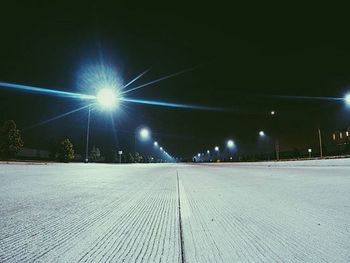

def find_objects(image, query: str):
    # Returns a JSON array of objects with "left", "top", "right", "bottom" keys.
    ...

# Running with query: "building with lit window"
[{"left": 332, "top": 127, "right": 350, "bottom": 145}]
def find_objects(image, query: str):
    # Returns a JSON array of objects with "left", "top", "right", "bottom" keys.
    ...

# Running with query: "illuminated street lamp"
[
  {"left": 96, "top": 88, "right": 119, "bottom": 110},
  {"left": 85, "top": 87, "right": 120, "bottom": 163},
  {"left": 139, "top": 128, "right": 150, "bottom": 140},
  {"left": 345, "top": 93, "right": 350, "bottom": 106},
  {"left": 214, "top": 146, "right": 219, "bottom": 151},
  {"left": 207, "top": 150, "right": 210, "bottom": 154},
  {"left": 259, "top": 130, "right": 265, "bottom": 137},
  {"left": 270, "top": 110, "right": 275, "bottom": 115},
  {"left": 308, "top": 148, "right": 312, "bottom": 158},
  {"left": 227, "top": 139, "right": 235, "bottom": 148},
  {"left": 134, "top": 127, "right": 151, "bottom": 154},
  {"left": 160, "top": 147, "right": 163, "bottom": 151},
  {"left": 154, "top": 141, "right": 158, "bottom": 147}
]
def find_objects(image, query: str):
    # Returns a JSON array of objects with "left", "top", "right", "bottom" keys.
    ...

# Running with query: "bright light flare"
[
  {"left": 96, "top": 88, "right": 119, "bottom": 109},
  {"left": 139, "top": 128, "right": 150, "bottom": 140},
  {"left": 345, "top": 93, "right": 350, "bottom": 105},
  {"left": 259, "top": 131, "right": 266, "bottom": 137},
  {"left": 214, "top": 146, "right": 219, "bottom": 151},
  {"left": 227, "top": 140, "right": 235, "bottom": 148}
]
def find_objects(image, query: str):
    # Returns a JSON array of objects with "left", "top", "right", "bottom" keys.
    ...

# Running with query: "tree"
[
  {"left": 57, "top": 138, "right": 75, "bottom": 162},
  {"left": 0, "top": 120, "right": 24, "bottom": 159}
]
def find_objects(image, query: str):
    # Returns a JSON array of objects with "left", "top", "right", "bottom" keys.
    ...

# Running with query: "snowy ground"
[{"left": 0, "top": 160, "right": 350, "bottom": 262}]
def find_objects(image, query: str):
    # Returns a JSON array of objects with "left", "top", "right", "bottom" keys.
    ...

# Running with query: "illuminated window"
[
  {"left": 333, "top": 133, "right": 336, "bottom": 140},
  {"left": 340, "top": 132, "right": 343, "bottom": 139}
]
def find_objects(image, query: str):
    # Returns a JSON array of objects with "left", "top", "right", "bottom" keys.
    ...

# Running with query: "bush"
[
  {"left": 0, "top": 120, "right": 24, "bottom": 159},
  {"left": 57, "top": 139, "right": 75, "bottom": 163}
]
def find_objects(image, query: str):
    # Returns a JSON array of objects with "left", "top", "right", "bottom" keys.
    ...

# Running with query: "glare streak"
[
  {"left": 123, "top": 68, "right": 151, "bottom": 89},
  {"left": 0, "top": 81, "right": 96, "bottom": 100},
  {"left": 24, "top": 104, "right": 92, "bottom": 130},
  {"left": 121, "top": 97, "right": 226, "bottom": 111},
  {"left": 268, "top": 95, "right": 343, "bottom": 101},
  {"left": 122, "top": 66, "right": 196, "bottom": 95}
]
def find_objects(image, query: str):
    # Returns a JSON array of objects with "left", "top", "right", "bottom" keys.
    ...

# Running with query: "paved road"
[{"left": 0, "top": 161, "right": 349, "bottom": 262}]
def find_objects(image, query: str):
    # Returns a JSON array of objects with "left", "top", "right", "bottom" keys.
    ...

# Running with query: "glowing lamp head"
[
  {"left": 345, "top": 93, "right": 350, "bottom": 105},
  {"left": 97, "top": 88, "right": 119, "bottom": 109},
  {"left": 259, "top": 131, "right": 265, "bottom": 137},
  {"left": 270, "top": 110, "right": 275, "bottom": 115},
  {"left": 227, "top": 140, "right": 235, "bottom": 148},
  {"left": 139, "top": 128, "right": 150, "bottom": 140},
  {"left": 154, "top": 141, "right": 158, "bottom": 147},
  {"left": 207, "top": 150, "right": 210, "bottom": 154},
  {"left": 160, "top": 147, "right": 163, "bottom": 151},
  {"left": 214, "top": 146, "right": 219, "bottom": 151}
]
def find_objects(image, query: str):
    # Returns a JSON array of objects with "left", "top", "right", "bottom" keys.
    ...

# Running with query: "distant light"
[
  {"left": 214, "top": 146, "right": 219, "bottom": 151},
  {"left": 227, "top": 140, "right": 235, "bottom": 148},
  {"left": 197, "top": 153, "right": 201, "bottom": 157},
  {"left": 160, "top": 147, "right": 163, "bottom": 151},
  {"left": 139, "top": 128, "right": 150, "bottom": 140},
  {"left": 97, "top": 88, "right": 119, "bottom": 109},
  {"left": 207, "top": 150, "right": 210, "bottom": 154},
  {"left": 345, "top": 93, "right": 350, "bottom": 105},
  {"left": 270, "top": 110, "right": 275, "bottom": 115},
  {"left": 230, "top": 157, "right": 233, "bottom": 160},
  {"left": 259, "top": 131, "right": 265, "bottom": 137},
  {"left": 154, "top": 141, "right": 158, "bottom": 147},
  {"left": 346, "top": 131, "right": 349, "bottom": 137},
  {"left": 308, "top": 148, "right": 312, "bottom": 153}
]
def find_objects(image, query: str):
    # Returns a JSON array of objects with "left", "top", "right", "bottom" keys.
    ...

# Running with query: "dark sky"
[{"left": 1, "top": 2, "right": 350, "bottom": 158}]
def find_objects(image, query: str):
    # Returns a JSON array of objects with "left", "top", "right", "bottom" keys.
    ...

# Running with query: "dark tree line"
[{"left": 0, "top": 120, "right": 23, "bottom": 159}]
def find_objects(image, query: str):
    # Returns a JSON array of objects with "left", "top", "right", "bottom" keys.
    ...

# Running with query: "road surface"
[{"left": 1, "top": 160, "right": 350, "bottom": 262}]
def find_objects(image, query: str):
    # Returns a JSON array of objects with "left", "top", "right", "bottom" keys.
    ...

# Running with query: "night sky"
[{"left": 1, "top": 3, "right": 350, "bottom": 158}]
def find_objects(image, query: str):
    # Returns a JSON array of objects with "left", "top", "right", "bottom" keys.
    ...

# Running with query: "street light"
[
  {"left": 96, "top": 88, "right": 119, "bottom": 109},
  {"left": 227, "top": 139, "right": 235, "bottom": 148},
  {"left": 214, "top": 146, "right": 219, "bottom": 151},
  {"left": 345, "top": 93, "right": 350, "bottom": 106},
  {"left": 85, "top": 87, "right": 121, "bottom": 163},
  {"left": 154, "top": 141, "right": 158, "bottom": 147},
  {"left": 207, "top": 150, "right": 210, "bottom": 154},
  {"left": 259, "top": 131, "right": 265, "bottom": 137},
  {"left": 308, "top": 148, "right": 312, "bottom": 158},
  {"left": 134, "top": 127, "right": 151, "bottom": 154},
  {"left": 139, "top": 128, "right": 150, "bottom": 140},
  {"left": 270, "top": 110, "right": 275, "bottom": 115}
]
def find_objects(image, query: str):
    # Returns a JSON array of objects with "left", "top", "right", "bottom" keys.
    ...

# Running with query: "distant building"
[{"left": 331, "top": 127, "right": 350, "bottom": 145}]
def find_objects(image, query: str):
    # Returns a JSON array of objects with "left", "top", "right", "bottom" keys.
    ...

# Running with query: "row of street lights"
[
  {"left": 194, "top": 92, "right": 350, "bottom": 162},
  {"left": 84, "top": 87, "right": 174, "bottom": 163}
]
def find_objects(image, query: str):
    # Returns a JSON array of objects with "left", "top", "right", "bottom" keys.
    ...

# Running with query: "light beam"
[
  {"left": 23, "top": 104, "right": 92, "bottom": 130},
  {"left": 123, "top": 68, "right": 151, "bottom": 89},
  {"left": 0, "top": 81, "right": 95, "bottom": 100},
  {"left": 122, "top": 66, "right": 196, "bottom": 95},
  {"left": 120, "top": 97, "right": 226, "bottom": 111}
]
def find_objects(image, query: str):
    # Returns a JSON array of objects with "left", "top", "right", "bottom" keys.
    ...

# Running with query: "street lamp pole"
[
  {"left": 318, "top": 127, "right": 323, "bottom": 158},
  {"left": 275, "top": 138, "right": 280, "bottom": 161},
  {"left": 85, "top": 104, "right": 91, "bottom": 163}
]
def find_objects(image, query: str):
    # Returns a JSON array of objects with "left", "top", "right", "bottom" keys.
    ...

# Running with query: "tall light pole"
[
  {"left": 135, "top": 127, "right": 151, "bottom": 154},
  {"left": 85, "top": 105, "right": 91, "bottom": 163},
  {"left": 318, "top": 128, "right": 323, "bottom": 158},
  {"left": 85, "top": 87, "right": 120, "bottom": 163}
]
